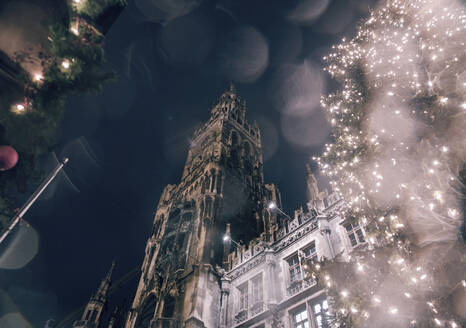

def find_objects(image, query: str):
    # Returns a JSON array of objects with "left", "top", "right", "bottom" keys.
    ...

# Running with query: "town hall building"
[{"left": 73, "top": 85, "right": 366, "bottom": 328}]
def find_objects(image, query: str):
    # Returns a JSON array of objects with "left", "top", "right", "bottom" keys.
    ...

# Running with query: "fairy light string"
[{"left": 306, "top": 0, "right": 466, "bottom": 327}]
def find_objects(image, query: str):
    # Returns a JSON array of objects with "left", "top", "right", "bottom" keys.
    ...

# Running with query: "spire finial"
[
  {"left": 229, "top": 81, "right": 236, "bottom": 93},
  {"left": 306, "top": 163, "right": 312, "bottom": 175},
  {"left": 106, "top": 260, "right": 116, "bottom": 281}
]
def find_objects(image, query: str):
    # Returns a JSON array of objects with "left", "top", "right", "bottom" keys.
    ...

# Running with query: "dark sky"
[{"left": 0, "top": 0, "right": 377, "bottom": 326}]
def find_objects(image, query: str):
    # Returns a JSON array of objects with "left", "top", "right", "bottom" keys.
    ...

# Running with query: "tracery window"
[
  {"left": 292, "top": 306, "right": 309, "bottom": 328},
  {"left": 238, "top": 283, "right": 248, "bottom": 311},
  {"left": 344, "top": 221, "right": 365, "bottom": 247},
  {"left": 287, "top": 254, "right": 302, "bottom": 283},
  {"left": 312, "top": 299, "right": 330, "bottom": 328},
  {"left": 251, "top": 274, "right": 263, "bottom": 305}
]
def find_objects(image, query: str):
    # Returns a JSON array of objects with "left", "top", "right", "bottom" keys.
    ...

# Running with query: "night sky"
[{"left": 0, "top": 0, "right": 377, "bottom": 326}]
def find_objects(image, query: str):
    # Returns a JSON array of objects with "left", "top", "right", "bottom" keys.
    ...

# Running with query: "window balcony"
[
  {"left": 250, "top": 301, "right": 264, "bottom": 317},
  {"left": 234, "top": 301, "right": 265, "bottom": 325},
  {"left": 286, "top": 279, "right": 316, "bottom": 297},
  {"left": 234, "top": 309, "right": 248, "bottom": 325}
]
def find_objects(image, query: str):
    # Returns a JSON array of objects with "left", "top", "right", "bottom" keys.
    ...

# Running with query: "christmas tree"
[
  {"left": 0, "top": 0, "right": 126, "bottom": 231},
  {"left": 305, "top": 0, "right": 466, "bottom": 327}
]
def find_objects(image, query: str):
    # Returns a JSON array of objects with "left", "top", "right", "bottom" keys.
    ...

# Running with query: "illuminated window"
[
  {"left": 313, "top": 299, "right": 330, "bottom": 328},
  {"left": 292, "top": 306, "right": 309, "bottom": 328},
  {"left": 287, "top": 254, "right": 302, "bottom": 283},
  {"left": 251, "top": 274, "right": 263, "bottom": 304},
  {"left": 238, "top": 283, "right": 248, "bottom": 311},
  {"left": 344, "top": 221, "right": 365, "bottom": 247}
]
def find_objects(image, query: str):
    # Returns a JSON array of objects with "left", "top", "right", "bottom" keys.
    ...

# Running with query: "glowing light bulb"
[
  {"left": 16, "top": 104, "right": 25, "bottom": 111},
  {"left": 341, "top": 290, "right": 349, "bottom": 297},
  {"left": 62, "top": 60, "right": 70, "bottom": 69},
  {"left": 390, "top": 307, "right": 398, "bottom": 315},
  {"left": 34, "top": 73, "right": 43, "bottom": 81}
]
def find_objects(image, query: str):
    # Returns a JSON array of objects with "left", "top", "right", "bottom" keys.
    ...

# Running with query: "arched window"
[
  {"left": 135, "top": 295, "right": 157, "bottom": 328},
  {"left": 231, "top": 131, "right": 239, "bottom": 146},
  {"left": 162, "top": 295, "right": 176, "bottom": 319},
  {"left": 243, "top": 142, "right": 251, "bottom": 156},
  {"left": 210, "top": 169, "right": 216, "bottom": 192}
]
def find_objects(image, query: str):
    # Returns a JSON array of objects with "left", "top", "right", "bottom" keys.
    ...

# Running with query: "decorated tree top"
[{"left": 308, "top": 0, "right": 466, "bottom": 327}]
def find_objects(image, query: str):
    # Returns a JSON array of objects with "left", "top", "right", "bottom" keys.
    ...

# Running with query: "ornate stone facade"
[
  {"left": 123, "top": 84, "right": 281, "bottom": 328},
  {"left": 80, "top": 85, "right": 366, "bottom": 328}
]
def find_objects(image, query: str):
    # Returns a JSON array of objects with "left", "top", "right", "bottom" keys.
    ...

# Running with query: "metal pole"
[
  {"left": 276, "top": 206, "right": 292, "bottom": 221},
  {"left": 230, "top": 238, "right": 241, "bottom": 248},
  {"left": 0, "top": 157, "right": 69, "bottom": 245}
]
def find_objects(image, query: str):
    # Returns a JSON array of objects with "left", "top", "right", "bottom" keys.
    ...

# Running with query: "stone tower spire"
[
  {"left": 73, "top": 261, "right": 115, "bottom": 328},
  {"left": 125, "top": 85, "right": 282, "bottom": 328},
  {"left": 306, "top": 164, "right": 319, "bottom": 202},
  {"left": 229, "top": 81, "right": 236, "bottom": 93},
  {"left": 306, "top": 164, "right": 326, "bottom": 212}
]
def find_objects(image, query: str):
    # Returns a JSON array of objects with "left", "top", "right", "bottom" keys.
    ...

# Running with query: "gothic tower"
[
  {"left": 125, "top": 85, "right": 281, "bottom": 328},
  {"left": 73, "top": 261, "right": 115, "bottom": 328}
]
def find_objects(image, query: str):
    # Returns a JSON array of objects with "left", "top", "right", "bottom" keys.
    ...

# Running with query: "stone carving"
[{"left": 227, "top": 253, "right": 266, "bottom": 280}]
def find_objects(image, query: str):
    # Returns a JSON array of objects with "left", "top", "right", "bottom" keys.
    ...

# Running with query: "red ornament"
[{"left": 0, "top": 145, "right": 19, "bottom": 171}]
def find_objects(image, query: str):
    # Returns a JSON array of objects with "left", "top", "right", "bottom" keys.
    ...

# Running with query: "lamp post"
[
  {"left": 268, "top": 201, "right": 292, "bottom": 220},
  {"left": 223, "top": 235, "right": 241, "bottom": 248}
]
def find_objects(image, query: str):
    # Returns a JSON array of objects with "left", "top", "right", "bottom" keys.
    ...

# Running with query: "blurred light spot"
[
  {"left": 0, "top": 222, "right": 39, "bottom": 269},
  {"left": 0, "top": 313, "right": 32, "bottom": 328},
  {"left": 313, "top": 0, "right": 354, "bottom": 35},
  {"left": 281, "top": 110, "right": 330, "bottom": 149},
  {"left": 287, "top": 0, "right": 330, "bottom": 24},
  {"left": 158, "top": 11, "right": 214, "bottom": 66},
  {"left": 216, "top": 26, "right": 269, "bottom": 83},
  {"left": 271, "top": 60, "right": 325, "bottom": 116}
]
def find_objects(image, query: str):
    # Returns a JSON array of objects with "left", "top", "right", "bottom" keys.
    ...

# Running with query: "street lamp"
[
  {"left": 223, "top": 234, "right": 241, "bottom": 247},
  {"left": 267, "top": 201, "right": 292, "bottom": 220}
]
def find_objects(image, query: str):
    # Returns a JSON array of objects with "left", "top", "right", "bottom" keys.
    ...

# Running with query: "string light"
[
  {"left": 62, "top": 59, "right": 70, "bottom": 69},
  {"left": 34, "top": 73, "right": 43, "bottom": 81},
  {"left": 311, "top": 0, "right": 465, "bottom": 326}
]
